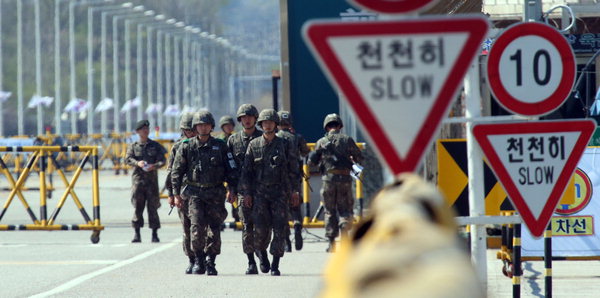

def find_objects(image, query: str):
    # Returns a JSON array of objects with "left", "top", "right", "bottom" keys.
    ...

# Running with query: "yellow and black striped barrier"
[
  {"left": 0, "top": 146, "right": 103, "bottom": 243},
  {"left": 92, "top": 133, "right": 131, "bottom": 173}
]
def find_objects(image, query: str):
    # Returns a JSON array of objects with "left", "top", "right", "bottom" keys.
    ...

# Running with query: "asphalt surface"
[{"left": 1, "top": 169, "right": 600, "bottom": 297}]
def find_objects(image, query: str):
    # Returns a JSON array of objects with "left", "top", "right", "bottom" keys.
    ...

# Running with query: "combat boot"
[
  {"left": 294, "top": 224, "right": 303, "bottom": 251},
  {"left": 206, "top": 255, "right": 218, "bottom": 276},
  {"left": 257, "top": 250, "right": 270, "bottom": 273},
  {"left": 151, "top": 229, "right": 160, "bottom": 243},
  {"left": 245, "top": 253, "right": 258, "bottom": 275},
  {"left": 191, "top": 252, "right": 206, "bottom": 274},
  {"left": 285, "top": 237, "right": 292, "bottom": 252},
  {"left": 270, "top": 256, "right": 281, "bottom": 276},
  {"left": 185, "top": 256, "right": 195, "bottom": 274},
  {"left": 326, "top": 237, "right": 336, "bottom": 253},
  {"left": 131, "top": 228, "right": 141, "bottom": 243}
]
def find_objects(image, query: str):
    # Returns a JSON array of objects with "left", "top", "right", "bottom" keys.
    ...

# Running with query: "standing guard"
[{"left": 125, "top": 120, "right": 167, "bottom": 243}]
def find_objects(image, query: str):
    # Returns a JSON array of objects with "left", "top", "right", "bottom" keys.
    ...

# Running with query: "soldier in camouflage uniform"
[
  {"left": 309, "top": 113, "right": 363, "bottom": 253},
  {"left": 165, "top": 112, "right": 196, "bottom": 274},
  {"left": 276, "top": 110, "right": 309, "bottom": 252},
  {"left": 171, "top": 111, "right": 238, "bottom": 276},
  {"left": 125, "top": 120, "right": 167, "bottom": 243},
  {"left": 218, "top": 115, "right": 238, "bottom": 223},
  {"left": 226, "top": 104, "right": 262, "bottom": 274},
  {"left": 241, "top": 109, "right": 300, "bottom": 276},
  {"left": 217, "top": 115, "right": 235, "bottom": 142}
]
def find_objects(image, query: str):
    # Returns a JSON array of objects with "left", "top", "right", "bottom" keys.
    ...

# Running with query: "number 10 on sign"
[{"left": 487, "top": 22, "right": 575, "bottom": 116}]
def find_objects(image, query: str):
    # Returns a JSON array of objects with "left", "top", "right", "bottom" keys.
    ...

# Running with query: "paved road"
[{"left": 1, "top": 170, "right": 600, "bottom": 297}]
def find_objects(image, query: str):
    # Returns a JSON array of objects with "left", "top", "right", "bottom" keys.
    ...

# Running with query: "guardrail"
[{"left": 0, "top": 146, "right": 103, "bottom": 243}]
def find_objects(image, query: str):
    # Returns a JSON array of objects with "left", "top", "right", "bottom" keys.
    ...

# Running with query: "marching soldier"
[
  {"left": 240, "top": 109, "right": 300, "bottom": 276},
  {"left": 276, "top": 110, "right": 309, "bottom": 251},
  {"left": 218, "top": 115, "right": 238, "bottom": 224},
  {"left": 165, "top": 112, "right": 197, "bottom": 274},
  {"left": 217, "top": 115, "right": 236, "bottom": 142},
  {"left": 171, "top": 111, "right": 238, "bottom": 276},
  {"left": 309, "top": 113, "right": 363, "bottom": 252},
  {"left": 125, "top": 120, "right": 167, "bottom": 243},
  {"left": 226, "top": 104, "right": 262, "bottom": 274}
]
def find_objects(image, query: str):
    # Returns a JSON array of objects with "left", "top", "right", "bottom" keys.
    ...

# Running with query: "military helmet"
[
  {"left": 219, "top": 115, "right": 235, "bottom": 128},
  {"left": 257, "top": 109, "right": 280, "bottom": 127},
  {"left": 192, "top": 111, "right": 215, "bottom": 128},
  {"left": 277, "top": 110, "right": 292, "bottom": 126},
  {"left": 323, "top": 113, "right": 343, "bottom": 130},
  {"left": 179, "top": 112, "right": 195, "bottom": 130},
  {"left": 135, "top": 119, "right": 150, "bottom": 131},
  {"left": 236, "top": 104, "right": 259, "bottom": 122}
]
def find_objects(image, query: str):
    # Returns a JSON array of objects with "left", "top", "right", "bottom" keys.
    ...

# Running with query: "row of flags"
[{"left": 0, "top": 91, "right": 188, "bottom": 117}]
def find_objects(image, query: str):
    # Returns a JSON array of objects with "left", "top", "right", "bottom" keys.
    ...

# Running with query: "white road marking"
[
  {"left": 30, "top": 240, "right": 178, "bottom": 298},
  {"left": 1, "top": 260, "right": 119, "bottom": 265}
]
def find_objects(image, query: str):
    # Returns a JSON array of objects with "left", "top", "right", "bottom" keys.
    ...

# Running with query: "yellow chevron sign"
[{"left": 437, "top": 139, "right": 575, "bottom": 216}]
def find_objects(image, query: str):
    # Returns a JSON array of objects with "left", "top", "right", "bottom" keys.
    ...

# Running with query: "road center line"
[{"left": 30, "top": 240, "right": 178, "bottom": 298}]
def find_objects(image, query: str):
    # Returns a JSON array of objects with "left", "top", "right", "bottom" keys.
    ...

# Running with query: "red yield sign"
[
  {"left": 473, "top": 120, "right": 595, "bottom": 238},
  {"left": 303, "top": 16, "right": 489, "bottom": 174}
]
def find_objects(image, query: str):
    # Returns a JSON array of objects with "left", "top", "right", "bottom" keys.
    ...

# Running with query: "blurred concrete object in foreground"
[{"left": 322, "top": 173, "right": 483, "bottom": 298}]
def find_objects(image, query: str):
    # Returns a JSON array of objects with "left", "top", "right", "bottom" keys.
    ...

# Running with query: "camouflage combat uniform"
[
  {"left": 172, "top": 136, "right": 237, "bottom": 256},
  {"left": 125, "top": 137, "right": 167, "bottom": 230},
  {"left": 227, "top": 128, "right": 262, "bottom": 253},
  {"left": 310, "top": 114, "right": 363, "bottom": 242},
  {"left": 276, "top": 122, "right": 309, "bottom": 251},
  {"left": 241, "top": 116, "right": 299, "bottom": 262},
  {"left": 216, "top": 132, "right": 232, "bottom": 142},
  {"left": 172, "top": 111, "right": 237, "bottom": 275},
  {"left": 165, "top": 136, "right": 193, "bottom": 257}
]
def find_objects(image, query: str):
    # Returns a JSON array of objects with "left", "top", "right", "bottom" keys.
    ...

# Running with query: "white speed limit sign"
[{"left": 486, "top": 22, "right": 575, "bottom": 116}]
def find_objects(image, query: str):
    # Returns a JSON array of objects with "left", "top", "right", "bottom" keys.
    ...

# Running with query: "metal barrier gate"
[{"left": 0, "top": 146, "right": 103, "bottom": 243}]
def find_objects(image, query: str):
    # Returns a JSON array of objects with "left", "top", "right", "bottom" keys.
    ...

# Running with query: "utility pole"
[
  {"left": 35, "top": 0, "right": 43, "bottom": 136},
  {"left": 524, "top": 0, "right": 543, "bottom": 22}
]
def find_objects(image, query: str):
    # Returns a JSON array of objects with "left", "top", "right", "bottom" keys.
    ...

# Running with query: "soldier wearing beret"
[{"left": 125, "top": 120, "right": 167, "bottom": 243}]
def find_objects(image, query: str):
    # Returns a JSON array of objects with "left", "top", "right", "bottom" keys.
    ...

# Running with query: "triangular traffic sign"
[
  {"left": 473, "top": 120, "right": 595, "bottom": 238},
  {"left": 303, "top": 16, "right": 489, "bottom": 174}
]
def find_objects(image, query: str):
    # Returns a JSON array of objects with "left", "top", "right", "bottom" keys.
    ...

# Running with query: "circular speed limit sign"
[{"left": 487, "top": 22, "right": 575, "bottom": 116}]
